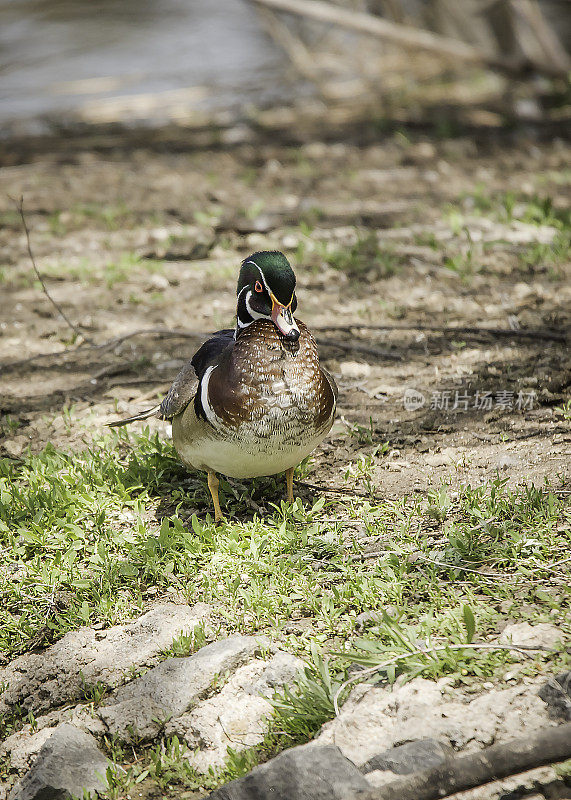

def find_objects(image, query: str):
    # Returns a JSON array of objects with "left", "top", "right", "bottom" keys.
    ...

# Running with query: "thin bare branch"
[
  {"left": 250, "top": 0, "right": 565, "bottom": 76},
  {"left": 317, "top": 338, "right": 402, "bottom": 361},
  {"left": 314, "top": 323, "right": 567, "bottom": 343},
  {"left": 15, "top": 196, "right": 92, "bottom": 344},
  {"left": 353, "top": 722, "right": 571, "bottom": 800}
]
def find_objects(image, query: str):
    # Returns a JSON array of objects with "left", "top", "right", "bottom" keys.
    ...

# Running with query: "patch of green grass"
[
  {"left": 7, "top": 252, "right": 167, "bottom": 291},
  {"left": 102, "top": 731, "right": 267, "bottom": 799},
  {"left": 71, "top": 201, "right": 133, "bottom": 232},
  {"left": 270, "top": 642, "right": 339, "bottom": 743},
  {"left": 344, "top": 416, "right": 387, "bottom": 447},
  {"left": 160, "top": 623, "right": 209, "bottom": 658},
  {"left": 79, "top": 673, "right": 109, "bottom": 707},
  {"left": 102, "top": 252, "right": 165, "bottom": 288},
  {"left": 328, "top": 234, "right": 402, "bottom": 280},
  {"left": 1, "top": 432, "right": 569, "bottom": 796},
  {"left": 443, "top": 247, "right": 476, "bottom": 281},
  {"left": 555, "top": 399, "right": 571, "bottom": 421},
  {"left": 334, "top": 605, "right": 512, "bottom": 690},
  {"left": 414, "top": 232, "right": 439, "bottom": 250},
  {"left": 0, "top": 416, "right": 21, "bottom": 436},
  {"left": 517, "top": 230, "right": 570, "bottom": 278},
  {"left": 464, "top": 189, "right": 570, "bottom": 230}
]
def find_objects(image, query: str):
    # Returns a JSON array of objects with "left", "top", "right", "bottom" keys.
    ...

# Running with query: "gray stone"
[
  {"left": 0, "top": 603, "right": 210, "bottom": 716},
  {"left": 1, "top": 705, "right": 107, "bottom": 774},
  {"left": 554, "top": 670, "right": 571, "bottom": 695},
  {"left": 360, "top": 738, "right": 451, "bottom": 775},
  {"left": 495, "top": 454, "right": 520, "bottom": 470},
  {"left": 166, "top": 651, "right": 303, "bottom": 771},
  {"left": 98, "top": 635, "right": 268, "bottom": 741},
  {"left": 8, "top": 724, "right": 111, "bottom": 800},
  {"left": 498, "top": 622, "right": 562, "bottom": 650},
  {"left": 354, "top": 611, "right": 384, "bottom": 630},
  {"left": 208, "top": 744, "right": 369, "bottom": 800},
  {"left": 314, "top": 676, "right": 554, "bottom": 767},
  {"left": 538, "top": 672, "right": 571, "bottom": 721}
]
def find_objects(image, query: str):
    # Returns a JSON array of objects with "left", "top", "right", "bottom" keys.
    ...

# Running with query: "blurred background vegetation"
[{"left": 1, "top": 0, "right": 569, "bottom": 147}]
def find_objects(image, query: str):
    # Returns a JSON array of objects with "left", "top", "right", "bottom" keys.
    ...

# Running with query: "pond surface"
[{"left": 0, "top": 0, "right": 306, "bottom": 134}]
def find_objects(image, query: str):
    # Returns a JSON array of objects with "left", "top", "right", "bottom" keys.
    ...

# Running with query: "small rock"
[
  {"left": 495, "top": 455, "right": 520, "bottom": 470},
  {"left": 425, "top": 448, "right": 455, "bottom": 467},
  {"left": 354, "top": 611, "right": 384, "bottom": 630},
  {"left": 281, "top": 234, "right": 298, "bottom": 249},
  {"left": 499, "top": 622, "right": 562, "bottom": 650},
  {"left": 8, "top": 724, "right": 111, "bottom": 800},
  {"left": 339, "top": 361, "right": 371, "bottom": 379},
  {"left": 0, "top": 603, "right": 211, "bottom": 717},
  {"left": 360, "top": 738, "right": 452, "bottom": 775},
  {"left": 150, "top": 227, "right": 171, "bottom": 242},
  {"left": 148, "top": 273, "right": 170, "bottom": 291},
  {"left": 156, "top": 358, "right": 185, "bottom": 372},
  {"left": 98, "top": 635, "right": 268, "bottom": 741},
  {"left": 410, "top": 142, "right": 436, "bottom": 161},
  {"left": 167, "top": 651, "right": 303, "bottom": 771},
  {"left": 538, "top": 672, "right": 571, "bottom": 721},
  {"left": 3, "top": 437, "right": 27, "bottom": 458},
  {"left": 208, "top": 744, "right": 369, "bottom": 800},
  {"left": 2, "top": 728, "right": 56, "bottom": 775},
  {"left": 314, "top": 677, "right": 552, "bottom": 767},
  {"left": 2, "top": 705, "right": 107, "bottom": 772}
]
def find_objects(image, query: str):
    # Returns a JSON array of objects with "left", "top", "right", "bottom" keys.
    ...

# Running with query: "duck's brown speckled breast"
[{"left": 207, "top": 319, "right": 335, "bottom": 441}]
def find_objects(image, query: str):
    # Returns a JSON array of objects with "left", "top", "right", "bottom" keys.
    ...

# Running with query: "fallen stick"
[
  {"left": 350, "top": 722, "right": 571, "bottom": 800},
  {"left": 15, "top": 196, "right": 92, "bottom": 344},
  {"left": 314, "top": 324, "right": 567, "bottom": 343},
  {"left": 250, "top": 0, "right": 546, "bottom": 75},
  {"left": 317, "top": 338, "right": 402, "bottom": 361},
  {"left": 2, "top": 319, "right": 564, "bottom": 376}
]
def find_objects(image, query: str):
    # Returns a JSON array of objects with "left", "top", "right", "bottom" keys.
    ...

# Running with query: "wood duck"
[{"left": 109, "top": 251, "right": 337, "bottom": 521}]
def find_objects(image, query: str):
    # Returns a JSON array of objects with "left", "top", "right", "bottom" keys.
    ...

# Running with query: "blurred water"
[{"left": 0, "top": 0, "right": 304, "bottom": 134}]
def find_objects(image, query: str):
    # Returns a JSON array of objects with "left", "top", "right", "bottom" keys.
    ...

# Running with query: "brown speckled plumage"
[
  {"left": 109, "top": 250, "right": 337, "bottom": 517},
  {"left": 208, "top": 319, "right": 335, "bottom": 433},
  {"left": 172, "top": 318, "right": 336, "bottom": 479}
]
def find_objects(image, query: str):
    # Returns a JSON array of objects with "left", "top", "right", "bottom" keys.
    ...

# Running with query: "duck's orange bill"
[{"left": 271, "top": 298, "right": 299, "bottom": 339}]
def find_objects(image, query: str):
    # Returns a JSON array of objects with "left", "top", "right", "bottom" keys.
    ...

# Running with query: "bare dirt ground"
[{"left": 0, "top": 119, "right": 569, "bottom": 500}]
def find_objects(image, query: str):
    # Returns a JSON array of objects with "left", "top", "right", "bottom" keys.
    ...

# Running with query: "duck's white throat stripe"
[{"left": 245, "top": 290, "right": 265, "bottom": 321}]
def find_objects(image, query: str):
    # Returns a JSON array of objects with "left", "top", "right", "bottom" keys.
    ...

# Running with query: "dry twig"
[
  {"left": 317, "top": 338, "right": 402, "bottom": 361},
  {"left": 314, "top": 323, "right": 567, "bottom": 343},
  {"left": 251, "top": 0, "right": 567, "bottom": 77},
  {"left": 352, "top": 722, "right": 571, "bottom": 800},
  {"left": 15, "top": 196, "right": 92, "bottom": 344}
]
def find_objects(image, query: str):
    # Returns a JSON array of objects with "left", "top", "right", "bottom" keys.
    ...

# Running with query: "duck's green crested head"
[
  {"left": 238, "top": 251, "right": 296, "bottom": 305},
  {"left": 236, "top": 251, "right": 299, "bottom": 340}
]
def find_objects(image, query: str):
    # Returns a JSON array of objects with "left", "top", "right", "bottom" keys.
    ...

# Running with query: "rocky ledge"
[{"left": 0, "top": 606, "right": 569, "bottom": 800}]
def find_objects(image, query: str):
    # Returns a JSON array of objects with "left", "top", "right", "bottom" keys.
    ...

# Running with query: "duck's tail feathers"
[{"left": 107, "top": 405, "right": 161, "bottom": 428}]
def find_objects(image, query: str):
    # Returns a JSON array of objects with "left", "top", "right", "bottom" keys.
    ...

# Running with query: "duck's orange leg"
[
  {"left": 285, "top": 467, "right": 295, "bottom": 504},
  {"left": 207, "top": 470, "right": 224, "bottom": 522}
]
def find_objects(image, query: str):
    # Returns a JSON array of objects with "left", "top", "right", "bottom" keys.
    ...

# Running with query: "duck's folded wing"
[
  {"left": 159, "top": 328, "right": 235, "bottom": 419},
  {"left": 158, "top": 359, "right": 199, "bottom": 419},
  {"left": 191, "top": 329, "right": 235, "bottom": 379},
  {"left": 108, "top": 329, "right": 235, "bottom": 426},
  {"left": 321, "top": 367, "right": 338, "bottom": 402}
]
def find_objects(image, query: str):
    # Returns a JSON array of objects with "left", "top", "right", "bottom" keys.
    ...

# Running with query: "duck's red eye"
[{"left": 254, "top": 280, "right": 263, "bottom": 293}]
